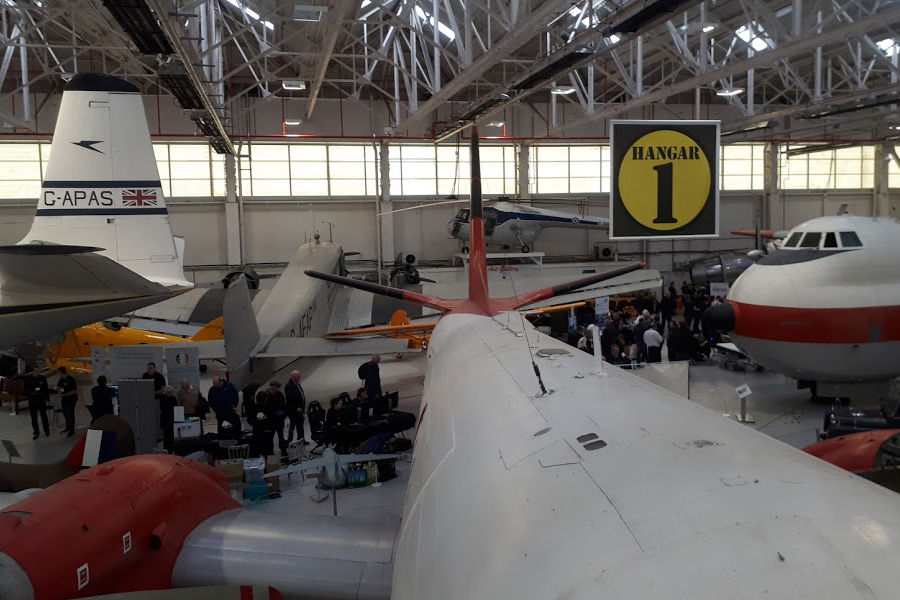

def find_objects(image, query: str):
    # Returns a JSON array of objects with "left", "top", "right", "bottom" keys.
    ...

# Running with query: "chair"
[
  {"left": 0, "top": 379, "right": 27, "bottom": 415},
  {"left": 372, "top": 395, "right": 389, "bottom": 416},
  {"left": 307, "top": 401, "right": 328, "bottom": 455},
  {"left": 227, "top": 444, "right": 250, "bottom": 459}
]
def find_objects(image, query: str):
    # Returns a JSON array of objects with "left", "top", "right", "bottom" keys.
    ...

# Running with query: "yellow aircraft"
[{"left": 45, "top": 318, "right": 224, "bottom": 374}]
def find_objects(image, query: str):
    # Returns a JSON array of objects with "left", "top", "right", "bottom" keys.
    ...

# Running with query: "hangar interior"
[
  {"left": 0, "top": 0, "right": 897, "bottom": 276},
  {"left": 1, "top": 0, "right": 900, "bottom": 598}
]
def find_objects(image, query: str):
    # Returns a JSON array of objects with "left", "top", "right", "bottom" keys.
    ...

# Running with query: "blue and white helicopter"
[{"left": 448, "top": 200, "right": 609, "bottom": 253}]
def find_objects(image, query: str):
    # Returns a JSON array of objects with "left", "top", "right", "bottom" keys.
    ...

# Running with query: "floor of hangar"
[{"left": 0, "top": 352, "right": 832, "bottom": 473}]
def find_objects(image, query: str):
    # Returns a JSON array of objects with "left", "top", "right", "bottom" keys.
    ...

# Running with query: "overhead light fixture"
[
  {"left": 716, "top": 88, "right": 744, "bottom": 97},
  {"left": 702, "top": 24, "right": 716, "bottom": 33},
  {"left": 487, "top": 121, "right": 505, "bottom": 127},
  {"left": 282, "top": 80, "right": 307, "bottom": 91},
  {"left": 284, "top": 119, "right": 302, "bottom": 126},
  {"left": 551, "top": 85, "right": 577, "bottom": 95}
]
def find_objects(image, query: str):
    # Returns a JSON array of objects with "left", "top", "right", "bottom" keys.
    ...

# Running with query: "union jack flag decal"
[{"left": 122, "top": 188, "right": 158, "bottom": 207}]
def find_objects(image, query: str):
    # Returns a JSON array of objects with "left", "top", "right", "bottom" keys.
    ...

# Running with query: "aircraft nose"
[{"left": 703, "top": 302, "right": 736, "bottom": 333}]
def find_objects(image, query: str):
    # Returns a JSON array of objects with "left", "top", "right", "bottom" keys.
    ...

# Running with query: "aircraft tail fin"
[
  {"left": 223, "top": 275, "right": 260, "bottom": 384},
  {"left": 191, "top": 317, "right": 224, "bottom": 341},
  {"left": 18, "top": 73, "right": 190, "bottom": 289},
  {"left": 466, "top": 128, "right": 491, "bottom": 312}
]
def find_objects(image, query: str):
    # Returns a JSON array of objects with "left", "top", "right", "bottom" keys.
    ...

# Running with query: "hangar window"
[
  {"left": 824, "top": 232, "right": 838, "bottom": 248},
  {"left": 0, "top": 142, "right": 48, "bottom": 200},
  {"left": 798, "top": 232, "right": 822, "bottom": 248},
  {"left": 782, "top": 232, "right": 803, "bottom": 247},
  {"left": 840, "top": 231, "right": 863, "bottom": 247}
]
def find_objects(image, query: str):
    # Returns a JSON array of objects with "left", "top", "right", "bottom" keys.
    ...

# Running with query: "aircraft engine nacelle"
[
  {"left": 688, "top": 253, "right": 756, "bottom": 286},
  {"left": 222, "top": 267, "right": 261, "bottom": 290}
]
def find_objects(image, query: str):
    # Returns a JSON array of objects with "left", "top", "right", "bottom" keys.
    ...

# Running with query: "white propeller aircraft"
[
  {"left": 0, "top": 73, "right": 191, "bottom": 348},
  {"left": 307, "top": 132, "right": 900, "bottom": 599},
  {"left": 704, "top": 214, "right": 900, "bottom": 399},
  {"left": 449, "top": 200, "right": 608, "bottom": 252}
]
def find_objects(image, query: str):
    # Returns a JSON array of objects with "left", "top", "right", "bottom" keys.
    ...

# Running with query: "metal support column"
[
  {"left": 517, "top": 142, "right": 530, "bottom": 199},
  {"left": 874, "top": 143, "right": 890, "bottom": 217},
  {"left": 377, "top": 141, "right": 394, "bottom": 274},
  {"left": 763, "top": 142, "right": 781, "bottom": 230},
  {"left": 224, "top": 154, "right": 242, "bottom": 265}
]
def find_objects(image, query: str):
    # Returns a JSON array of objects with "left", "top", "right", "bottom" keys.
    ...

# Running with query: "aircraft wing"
[
  {"left": 506, "top": 266, "right": 662, "bottom": 310},
  {"left": 393, "top": 313, "right": 900, "bottom": 598},
  {"left": 0, "top": 247, "right": 185, "bottom": 348}
]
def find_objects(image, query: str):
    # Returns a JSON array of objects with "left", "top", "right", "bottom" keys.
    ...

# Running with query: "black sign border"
[{"left": 609, "top": 120, "right": 720, "bottom": 240}]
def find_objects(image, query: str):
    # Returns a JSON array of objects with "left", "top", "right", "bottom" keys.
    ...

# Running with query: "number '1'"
[{"left": 652, "top": 162, "right": 677, "bottom": 224}]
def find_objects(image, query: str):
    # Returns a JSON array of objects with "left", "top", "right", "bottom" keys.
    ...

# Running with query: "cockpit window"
[
  {"left": 455, "top": 209, "right": 470, "bottom": 222},
  {"left": 840, "top": 231, "right": 862, "bottom": 247},
  {"left": 798, "top": 232, "right": 822, "bottom": 248},
  {"left": 823, "top": 232, "right": 837, "bottom": 248},
  {"left": 783, "top": 232, "right": 802, "bottom": 248}
]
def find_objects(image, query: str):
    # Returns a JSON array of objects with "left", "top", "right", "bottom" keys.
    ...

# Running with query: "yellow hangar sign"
[{"left": 610, "top": 120, "right": 719, "bottom": 239}]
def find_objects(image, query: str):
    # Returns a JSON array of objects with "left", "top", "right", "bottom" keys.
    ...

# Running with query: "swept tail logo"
[{"left": 71, "top": 140, "right": 105, "bottom": 154}]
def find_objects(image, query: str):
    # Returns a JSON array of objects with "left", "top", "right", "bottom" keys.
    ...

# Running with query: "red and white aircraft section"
[{"left": 705, "top": 215, "right": 900, "bottom": 390}]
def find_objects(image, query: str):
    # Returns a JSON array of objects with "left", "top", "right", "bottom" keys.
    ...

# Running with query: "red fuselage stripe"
[{"left": 731, "top": 301, "right": 900, "bottom": 344}]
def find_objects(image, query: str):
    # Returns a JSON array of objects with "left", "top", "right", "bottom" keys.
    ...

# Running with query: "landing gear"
[
  {"left": 521, "top": 245, "right": 531, "bottom": 253},
  {"left": 461, "top": 245, "right": 469, "bottom": 253}
]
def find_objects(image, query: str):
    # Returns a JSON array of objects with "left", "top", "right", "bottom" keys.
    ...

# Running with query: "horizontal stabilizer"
[
  {"left": 0, "top": 244, "right": 104, "bottom": 255},
  {"left": 304, "top": 270, "right": 454, "bottom": 313},
  {"left": 505, "top": 262, "right": 645, "bottom": 310}
]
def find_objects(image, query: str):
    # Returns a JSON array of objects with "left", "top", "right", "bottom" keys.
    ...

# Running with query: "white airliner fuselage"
[{"left": 706, "top": 215, "right": 900, "bottom": 386}]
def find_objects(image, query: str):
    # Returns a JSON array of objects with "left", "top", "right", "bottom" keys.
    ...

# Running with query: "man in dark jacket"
[
  {"left": 208, "top": 376, "right": 239, "bottom": 433},
  {"left": 142, "top": 362, "right": 166, "bottom": 399},
  {"left": 358, "top": 355, "right": 382, "bottom": 400},
  {"left": 284, "top": 370, "right": 307, "bottom": 445},
  {"left": 263, "top": 381, "right": 288, "bottom": 455},
  {"left": 23, "top": 368, "right": 50, "bottom": 440},
  {"left": 56, "top": 366, "right": 79, "bottom": 437}
]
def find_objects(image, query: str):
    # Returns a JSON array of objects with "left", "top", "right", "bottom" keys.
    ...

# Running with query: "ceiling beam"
[
  {"left": 145, "top": 0, "right": 235, "bottom": 155},
  {"left": 552, "top": 3, "right": 900, "bottom": 134},
  {"left": 391, "top": 0, "right": 573, "bottom": 134},
  {"left": 306, "top": 0, "right": 364, "bottom": 119}
]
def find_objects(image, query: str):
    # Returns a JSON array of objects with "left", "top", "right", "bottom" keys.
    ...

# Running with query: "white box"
[{"left": 173, "top": 418, "right": 202, "bottom": 440}]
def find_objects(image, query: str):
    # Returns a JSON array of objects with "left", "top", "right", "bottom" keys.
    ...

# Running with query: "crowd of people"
[{"left": 568, "top": 284, "right": 722, "bottom": 365}]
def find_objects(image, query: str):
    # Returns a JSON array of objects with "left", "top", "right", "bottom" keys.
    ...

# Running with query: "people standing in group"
[
  {"left": 177, "top": 379, "right": 204, "bottom": 418},
  {"left": 576, "top": 327, "right": 593, "bottom": 354},
  {"left": 262, "top": 380, "right": 287, "bottom": 455},
  {"left": 142, "top": 362, "right": 166, "bottom": 399},
  {"left": 89, "top": 375, "right": 115, "bottom": 421},
  {"left": 358, "top": 355, "right": 382, "bottom": 400},
  {"left": 208, "top": 376, "right": 239, "bottom": 433},
  {"left": 284, "top": 370, "right": 307, "bottom": 445},
  {"left": 22, "top": 367, "right": 50, "bottom": 440},
  {"left": 644, "top": 323, "right": 664, "bottom": 363},
  {"left": 55, "top": 366, "right": 78, "bottom": 437},
  {"left": 634, "top": 310, "right": 651, "bottom": 363}
]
